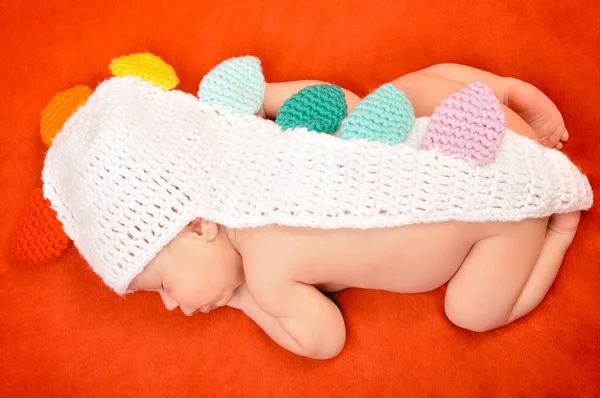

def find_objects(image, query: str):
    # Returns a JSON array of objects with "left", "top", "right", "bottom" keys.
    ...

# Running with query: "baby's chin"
[
  {"left": 197, "top": 288, "right": 236, "bottom": 314},
  {"left": 217, "top": 287, "right": 236, "bottom": 307}
]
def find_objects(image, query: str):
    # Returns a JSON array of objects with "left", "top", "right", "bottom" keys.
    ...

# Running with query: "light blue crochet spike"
[
  {"left": 198, "top": 56, "right": 266, "bottom": 115},
  {"left": 340, "top": 83, "right": 415, "bottom": 145}
]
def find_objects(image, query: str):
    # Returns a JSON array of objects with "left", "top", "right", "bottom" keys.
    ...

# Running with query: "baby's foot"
[
  {"left": 548, "top": 212, "right": 581, "bottom": 235},
  {"left": 505, "top": 80, "right": 569, "bottom": 150}
]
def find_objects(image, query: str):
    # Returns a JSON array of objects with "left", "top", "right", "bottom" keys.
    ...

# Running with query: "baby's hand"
[{"left": 225, "top": 278, "right": 346, "bottom": 359}]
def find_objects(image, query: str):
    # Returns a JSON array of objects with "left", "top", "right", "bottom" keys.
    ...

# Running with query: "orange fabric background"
[{"left": 1, "top": 0, "right": 599, "bottom": 396}]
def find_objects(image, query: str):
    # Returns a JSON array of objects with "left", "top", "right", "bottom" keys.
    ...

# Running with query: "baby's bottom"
[
  {"left": 392, "top": 65, "right": 580, "bottom": 331},
  {"left": 444, "top": 213, "right": 579, "bottom": 332}
]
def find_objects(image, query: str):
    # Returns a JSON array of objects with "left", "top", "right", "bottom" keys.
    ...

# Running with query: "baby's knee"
[{"left": 444, "top": 290, "right": 504, "bottom": 333}]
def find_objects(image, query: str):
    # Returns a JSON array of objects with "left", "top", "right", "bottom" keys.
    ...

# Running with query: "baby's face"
[{"left": 128, "top": 219, "right": 244, "bottom": 316}]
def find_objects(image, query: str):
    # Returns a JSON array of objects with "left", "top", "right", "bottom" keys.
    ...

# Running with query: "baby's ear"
[{"left": 189, "top": 218, "right": 218, "bottom": 242}]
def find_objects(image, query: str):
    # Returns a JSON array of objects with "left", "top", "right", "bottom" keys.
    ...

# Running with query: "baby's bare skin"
[
  {"left": 129, "top": 64, "right": 581, "bottom": 360},
  {"left": 238, "top": 221, "right": 483, "bottom": 295}
]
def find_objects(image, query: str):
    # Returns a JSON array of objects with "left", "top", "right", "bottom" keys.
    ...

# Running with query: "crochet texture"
[
  {"left": 198, "top": 56, "right": 266, "bottom": 115},
  {"left": 42, "top": 77, "right": 594, "bottom": 294},
  {"left": 340, "top": 82, "right": 414, "bottom": 145},
  {"left": 423, "top": 81, "right": 505, "bottom": 166},
  {"left": 13, "top": 188, "right": 70, "bottom": 264},
  {"left": 275, "top": 84, "right": 347, "bottom": 133}
]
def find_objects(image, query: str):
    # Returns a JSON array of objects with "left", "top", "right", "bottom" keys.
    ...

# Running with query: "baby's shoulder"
[
  {"left": 236, "top": 225, "right": 299, "bottom": 278},
  {"left": 236, "top": 229, "right": 299, "bottom": 308}
]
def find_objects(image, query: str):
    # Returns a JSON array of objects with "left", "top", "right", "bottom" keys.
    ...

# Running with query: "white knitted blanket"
[{"left": 42, "top": 77, "right": 593, "bottom": 293}]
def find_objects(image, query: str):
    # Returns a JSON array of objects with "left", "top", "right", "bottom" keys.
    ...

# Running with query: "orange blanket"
[{"left": 1, "top": 1, "right": 598, "bottom": 396}]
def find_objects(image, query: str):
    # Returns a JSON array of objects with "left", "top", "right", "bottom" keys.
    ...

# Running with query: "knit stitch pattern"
[
  {"left": 40, "top": 85, "right": 92, "bottom": 147},
  {"left": 275, "top": 84, "right": 347, "bottom": 133},
  {"left": 109, "top": 53, "right": 179, "bottom": 90},
  {"left": 41, "top": 77, "right": 594, "bottom": 294},
  {"left": 198, "top": 56, "right": 266, "bottom": 115},
  {"left": 13, "top": 188, "right": 70, "bottom": 264},
  {"left": 340, "top": 83, "right": 414, "bottom": 145},
  {"left": 423, "top": 81, "right": 505, "bottom": 166}
]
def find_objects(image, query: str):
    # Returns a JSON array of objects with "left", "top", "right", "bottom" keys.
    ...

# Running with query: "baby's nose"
[{"left": 159, "top": 291, "right": 179, "bottom": 311}]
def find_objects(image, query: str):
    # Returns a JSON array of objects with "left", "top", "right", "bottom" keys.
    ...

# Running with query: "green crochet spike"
[
  {"left": 275, "top": 84, "right": 348, "bottom": 134},
  {"left": 340, "top": 83, "right": 415, "bottom": 145},
  {"left": 198, "top": 56, "right": 266, "bottom": 115}
]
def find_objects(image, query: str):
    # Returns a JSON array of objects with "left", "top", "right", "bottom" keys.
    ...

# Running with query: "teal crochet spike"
[
  {"left": 275, "top": 84, "right": 348, "bottom": 134},
  {"left": 340, "top": 83, "right": 415, "bottom": 145},
  {"left": 198, "top": 56, "right": 266, "bottom": 115}
]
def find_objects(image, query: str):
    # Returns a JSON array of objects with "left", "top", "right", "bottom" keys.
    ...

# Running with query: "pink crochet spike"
[{"left": 423, "top": 81, "right": 506, "bottom": 166}]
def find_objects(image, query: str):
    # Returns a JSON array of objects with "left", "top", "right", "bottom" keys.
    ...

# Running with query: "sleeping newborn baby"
[{"left": 16, "top": 54, "right": 593, "bottom": 359}]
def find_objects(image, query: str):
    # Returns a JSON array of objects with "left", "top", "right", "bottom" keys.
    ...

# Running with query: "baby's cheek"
[{"left": 179, "top": 276, "right": 208, "bottom": 303}]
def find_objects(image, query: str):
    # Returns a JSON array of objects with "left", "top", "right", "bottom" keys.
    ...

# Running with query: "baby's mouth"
[{"left": 199, "top": 304, "right": 216, "bottom": 313}]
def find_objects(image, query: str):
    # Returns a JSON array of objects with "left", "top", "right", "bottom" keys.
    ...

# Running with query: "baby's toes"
[
  {"left": 544, "top": 123, "right": 568, "bottom": 149},
  {"left": 552, "top": 125, "right": 568, "bottom": 150}
]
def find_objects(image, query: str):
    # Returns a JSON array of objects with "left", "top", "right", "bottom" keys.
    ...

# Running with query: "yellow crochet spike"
[
  {"left": 40, "top": 85, "right": 92, "bottom": 147},
  {"left": 109, "top": 53, "right": 179, "bottom": 90}
]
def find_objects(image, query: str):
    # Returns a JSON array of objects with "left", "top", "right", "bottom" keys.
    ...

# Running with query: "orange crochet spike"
[
  {"left": 13, "top": 188, "right": 71, "bottom": 264},
  {"left": 40, "top": 85, "right": 92, "bottom": 147}
]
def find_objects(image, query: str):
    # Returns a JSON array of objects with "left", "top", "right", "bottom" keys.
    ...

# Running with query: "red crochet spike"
[{"left": 13, "top": 188, "right": 71, "bottom": 264}]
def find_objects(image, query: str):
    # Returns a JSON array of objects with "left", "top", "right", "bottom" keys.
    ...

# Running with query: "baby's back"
[{"left": 237, "top": 221, "right": 502, "bottom": 294}]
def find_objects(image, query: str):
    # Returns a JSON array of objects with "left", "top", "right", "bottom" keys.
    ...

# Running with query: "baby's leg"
[
  {"left": 444, "top": 212, "right": 580, "bottom": 332},
  {"left": 404, "top": 64, "right": 568, "bottom": 149},
  {"left": 392, "top": 73, "right": 538, "bottom": 141}
]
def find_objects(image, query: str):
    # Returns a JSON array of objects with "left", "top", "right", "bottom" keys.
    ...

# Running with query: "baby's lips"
[
  {"left": 199, "top": 304, "right": 217, "bottom": 314},
  {"left": 13, "top": 188, "right": 71, "bottom": 264}
]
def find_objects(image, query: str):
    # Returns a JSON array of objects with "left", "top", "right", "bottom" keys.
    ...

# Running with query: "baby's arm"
[
  {"left": 262, "top": 81, "right": 360, "bottom": 119},
  {"left": 228, "top": 281, "right": 346, "bottom": 359}
]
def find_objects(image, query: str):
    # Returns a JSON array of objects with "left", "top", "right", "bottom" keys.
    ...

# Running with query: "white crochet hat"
[
  {"left": 42, "top": 78, "right": 202, "bottom": 294},
  {"left": 28, "top": 54, "right": 269, "bottom": 295}
]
